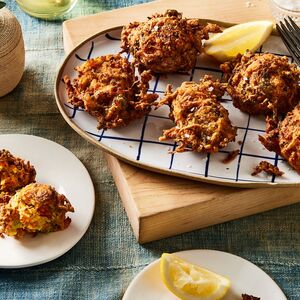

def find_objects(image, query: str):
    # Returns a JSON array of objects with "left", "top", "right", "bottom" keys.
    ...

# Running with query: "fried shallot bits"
[
  {"left": 221, "top": 51, "right": 300, "bottom": 116},
  {"left": 121, "top": 10, "right": 221, "bottom": 73},
  {"left": 64, "top": 54, "right": 158, "bottom": 129},
  {"left": 158, "top": 76, "right": 237, "bottom": 153}
]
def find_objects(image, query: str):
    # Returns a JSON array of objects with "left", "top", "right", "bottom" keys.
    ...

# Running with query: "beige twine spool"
[{"left": 0, "top": 8, "right": 25, "bottom": 97}]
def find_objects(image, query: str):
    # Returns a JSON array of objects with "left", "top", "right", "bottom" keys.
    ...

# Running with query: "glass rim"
[{"left": 269, "top": 0, "right": 300, "bottom": 13}]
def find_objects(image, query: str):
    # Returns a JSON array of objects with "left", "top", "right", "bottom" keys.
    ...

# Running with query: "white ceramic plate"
[
  {"left": 123, "top": 249, "right": 287, "bottom": 300},
  {"left": 55, "top": 27, "right": 300, "bottom": 187},
  {"left": 0, "top": 134, "right": 95, "bottom": 268}
]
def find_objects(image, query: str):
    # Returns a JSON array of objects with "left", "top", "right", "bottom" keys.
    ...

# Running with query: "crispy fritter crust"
[
  {"left": 121, "top": 9, "right": 221, "bottom": 73},
  {"left": 64, "top": 54, "right": 158, "bottom": 129},
  {"left": 158, "top": 75, "right": 237, "bottom": 153},
  {"left": 258, "top": 116, "right": 281, "bottom": 154},
  {"left": 221, "top": 52, "right": 300, "bottom": 116},
  {"left": 260, "top": 103, "right": 300, "bottom": 173},
  {"left": 0, "top": 183, "right": 74, "bottom": 238},
  {"left": 0, "top": 150, "right": 36, "bottom": 204},
  {"left": 251, "top": 161, "right": 284, "bottom": 176}
]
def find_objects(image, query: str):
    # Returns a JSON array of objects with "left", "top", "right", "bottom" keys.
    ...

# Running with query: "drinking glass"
[
  {"left": 16, "top": 0, "right": 78, "bottom": 19},
  {"left": 269, "top": 0, "right": 300, "bottom": 25}
]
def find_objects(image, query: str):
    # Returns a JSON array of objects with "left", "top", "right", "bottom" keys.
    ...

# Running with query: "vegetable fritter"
[
  {"left": 259, "top": 103, "right": 300, "bottom": 174},
  {"left": 0, "top": 150, "right": 36, "bottom": 204},
  {"left": 158, "top": 75, "right": 237, "bottom": 153},
  {"left": 221, "top": 51, "right": 300, "bottom": 116},
  {"left": 0, "top": 183, "right": 74, "bottom": 238},
  {"left": 121, "top": 9, "right": 221, "bottom": 73},
  {"left": 64, "top": 54, "right": 158, "bottom": 129}
]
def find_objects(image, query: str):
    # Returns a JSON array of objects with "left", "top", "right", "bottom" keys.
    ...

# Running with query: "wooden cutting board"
[{"left": 63, "top": 0, "right": 300, "bottom": 243}]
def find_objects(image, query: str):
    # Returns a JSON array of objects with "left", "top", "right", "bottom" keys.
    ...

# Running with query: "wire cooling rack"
[{"left": 56, "top": 27, "right": 300, "bottom": 187}]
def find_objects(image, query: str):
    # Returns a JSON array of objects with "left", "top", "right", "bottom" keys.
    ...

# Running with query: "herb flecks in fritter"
[
  {"left": 0, "top": 150, "right": 36, "bottom": 204},
  {"left": 0, "top": 183, "right": 74, "bottom": 238},
  {"left": 259, "top": 103, "right": 300, "bottom": 174},
  {"left": 221, "top": 51, "right": 300, "bottom": 116},
  {"left": 64, "top": 54, "right": 158, "bottom": 130},
  {"left": 121, "top": 9, "right": 221, "bottom": 73},
  {"left": 158, "top": 75, "right": 237, "bottom": 153}
]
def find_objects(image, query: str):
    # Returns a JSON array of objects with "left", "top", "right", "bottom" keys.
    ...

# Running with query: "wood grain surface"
[
  {"left": 62, "top": 0, "right": 300, "bottom": 243},
  {"left": 63, "top": 0, "right": 273, "bottom": 51}
]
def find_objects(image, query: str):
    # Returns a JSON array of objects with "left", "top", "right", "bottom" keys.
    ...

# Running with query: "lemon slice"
[
  {"left": 204, "top": 21, "right": 274, "bottom": 62},
  {"left": 160, "top": 253, "right": 231, "bottom": 300}
]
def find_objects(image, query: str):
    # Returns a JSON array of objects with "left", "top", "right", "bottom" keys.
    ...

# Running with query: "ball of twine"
[
  {"left": 0, "top": 8, "right": 25, "bottom": 97},
  {"left": 0, "top": 8, "right": 22, "bottom": 58}
]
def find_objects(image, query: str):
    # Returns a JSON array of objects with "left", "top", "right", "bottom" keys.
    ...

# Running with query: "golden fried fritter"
[
  {"left": 158, "top": 75, "right": 237, "bottom": 153},
  {"left": 0, "top": 150, "right": 36, "bottom": 204},
  {"left": 221, "top": 51, "right": 300, "bottom": 116},
  {"left": 121, "top": 9, "right": 221, "bottom": 73},
  {"left": 64, "top": 54, "right": 158, "bottom": 129},
  {"left": 259, "top": 103, "right": 300, "bottom": 173},
  {"left": 0, "top": 183, "right": 74, "bottom": 238}
]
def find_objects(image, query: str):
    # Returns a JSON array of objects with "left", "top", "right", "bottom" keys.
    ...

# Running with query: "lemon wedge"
[
  {"left": 204, "top": 21, "right": 274, "bottom": 62},
  {"left": 160, "top": 253, "right": 231, "bottom": 300}
]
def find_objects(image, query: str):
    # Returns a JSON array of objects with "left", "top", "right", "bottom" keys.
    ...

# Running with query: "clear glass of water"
[
  {"left": 269, "top": 0, "right": 300, "bottom": 25},
  {"left": 16, "top": 0, "right": 78, "bottom": 19}
]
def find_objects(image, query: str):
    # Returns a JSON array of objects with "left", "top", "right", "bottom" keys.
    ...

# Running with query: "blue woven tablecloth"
[{"left": 0, "top": 1, "right": 299, "bottom": 299}]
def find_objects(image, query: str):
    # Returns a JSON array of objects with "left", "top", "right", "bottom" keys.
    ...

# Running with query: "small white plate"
[
  {"left": 0, "top": 134, "right": 95, "bottom": 268},
  {"left": 123, "top": 249, "right": 287, "bottom": 300}
]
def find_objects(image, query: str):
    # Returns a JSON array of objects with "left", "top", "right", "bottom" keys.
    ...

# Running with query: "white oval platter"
[{"left": 55, "top": 27, "right": 300, "bottom": 187}]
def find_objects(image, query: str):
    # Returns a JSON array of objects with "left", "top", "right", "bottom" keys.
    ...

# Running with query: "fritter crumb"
[
  {"left": 0, "top": 183, "right": 74, "bottom": 239},
  {"left": 242, "top": 294, "right": 260, "bottom": 300},
  {"left": 251, "top": 161, "right": 284, "bottom": 177},
  {"left": 0, "top": 150, "right": 36, "bottom": 204},
  {"left": 64, "top": 54, "right": 158, "bottom": 130},
  {"left": 221, "top": 51, "right": 300, "bottom": 116},
  {"left": 121, "top": 10, "right": 221, "bottom": 73},
  {"left": 222, "top": 149, "right": 239, "bottom": 163},
  {"left": 158, "top": 75, "right": 237, "bottom": 153}
]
